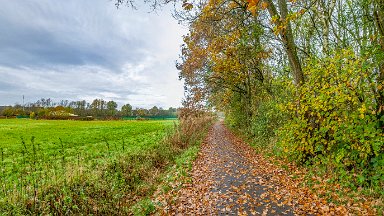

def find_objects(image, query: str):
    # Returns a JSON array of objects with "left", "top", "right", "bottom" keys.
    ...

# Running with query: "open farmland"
[
  {"left": 0, "top": 119, "right": 176, "bottom": 214},
  {"left": 0, "top": 119, "right": 174, "bottom": 157}
]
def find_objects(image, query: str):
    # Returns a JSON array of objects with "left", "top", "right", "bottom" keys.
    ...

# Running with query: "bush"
[
  {"left": 30, "top": 112, "right": 36, "bottom": 119},
  {"left": 2, "top": 108, "right": 14, "bottom": 117},
  {"left": 250, "top": 78, "right": 292, "bottom": 145},
  {"left": 278, "top": 49, "right": 384, "bottom": 187},
  {"left": 168, "top": 109, "right": 215, "bottom": 150}
]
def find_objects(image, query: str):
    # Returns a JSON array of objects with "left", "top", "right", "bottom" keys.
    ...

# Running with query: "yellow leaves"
[
  {"left": 278, "top": 104, "right": 286, "bottom": 112},
  {"left": 229, "top": 1, "right": 238, "bottom": 9},
  {"left": 358, "top": 104, "right": 366, "bottom": 114},
  {"left": 247, "top": 0, "right": 259, "bottom": 7},
  {"left": 246, "top": 0, "right": 269, "bottom": 16},
  {"left": 182, "top": 1, "right": 193, "bottom": 10},
  {"left": 331, "top": 125, "right": 336, "bottom": 131},
  {"left": 378, "top": 84, "right": 383, "bottom": 90},
  {"left": 359, "top": 113, "right": 365, "bottom": 119},
  {"left": 261, "top": 1, "right": 269, "bottom": 9},
  {"left": 247, "top": 0, "right": 259, "bottom": 16},
  {"left": 271, "top": 15, "right": 279, "bottom": 24}
]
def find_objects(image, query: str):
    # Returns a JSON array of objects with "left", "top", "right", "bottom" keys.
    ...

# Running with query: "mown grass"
[
  {"left": 0, "top": 119, "right": 172, "bottom": 182},
  {"left": 0, "top": 119, "right": 170, "bottom": 151},
  {"left": 0, "top": 115, "right": 214, "bottom": 215},
  {"left": 0, "top": 119, "right": 173, "bottom": 214}
]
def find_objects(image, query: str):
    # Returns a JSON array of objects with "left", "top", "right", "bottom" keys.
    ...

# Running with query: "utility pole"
[{"left": 22, "top": 95, "right": 25, "bottom": 112}]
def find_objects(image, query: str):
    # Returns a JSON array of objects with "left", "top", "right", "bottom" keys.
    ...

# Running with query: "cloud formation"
[{"left": 0, "top": 0, "right": 187, "bottom": 108}]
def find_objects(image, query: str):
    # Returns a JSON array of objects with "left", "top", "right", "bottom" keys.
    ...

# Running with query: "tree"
[
  {"left": 262, "top": 0, "right": 304, "bottom": 85},
  {"left": 149, "top": 106, "right": 159, "bottom": 116},
  {"left": 177, "top": 0, "right": 270, "bottom": 127},
  {"left": 121, "top": 103, "right": 133, "bottom": 116},
  {"left": 372, "top": 0, "right": 384, "bottom": 126},
  {"left": 2, "top": 108, "right": 14, "bottom": 118},
  {"left": 91, "top": 99, "right": 106, "bottom": 117},
  {"left": 136, "top": 108, "right": 148, "bottom": 117},
  {"left": 107, "top": 100, "right": 118, "bottom": 116}
]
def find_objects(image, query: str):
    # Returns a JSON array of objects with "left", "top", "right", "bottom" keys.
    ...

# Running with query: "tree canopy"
[{"left": 117, "top": 0, "right": 384, "bottom": 191}]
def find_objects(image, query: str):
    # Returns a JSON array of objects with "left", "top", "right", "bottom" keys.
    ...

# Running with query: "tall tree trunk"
[
  {"left": 319, "top": 0, "right": 329, "bottom": 54},
  {"left": 319, "top": 0, "right": 336, "bottom": 55},
  {"left": 266, "top": 0, "right": 304, "bottom": 86},
  {"left": 373, "top": 0, "right": 384, "bottom": 129}
]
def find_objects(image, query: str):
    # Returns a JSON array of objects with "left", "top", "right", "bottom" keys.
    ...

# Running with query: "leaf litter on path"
[{"left": 154, "top": 122, "right": 375, "bottom": 215}]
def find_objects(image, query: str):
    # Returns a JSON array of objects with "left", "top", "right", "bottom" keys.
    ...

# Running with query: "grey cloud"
[
  {"left": 0, "top": 0, "right": 186, "bottom": 108},
  {"left": 0, "top": 4, "right": 145, "bottom": 70},
  {"left": 0, "top": 81, "right": 17, "bottom": 92}
]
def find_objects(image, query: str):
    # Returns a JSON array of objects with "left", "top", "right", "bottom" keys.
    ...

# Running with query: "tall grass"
[{"left": 0, "top": 115, "right": 214, "bottom": 215}]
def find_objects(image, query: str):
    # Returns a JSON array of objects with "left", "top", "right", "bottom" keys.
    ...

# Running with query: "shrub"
[
  {"left": 250, "top": 78, "right": 292, "bottom": 145},
  {"left": 168, "top": 109, "right": 215, "bottom": 150},
  {"left": 278, "top": 49, "right": 384, "bottom": 187},
  {"left": 30, "top": 112, "right": 36, "bottom": 119},
  {"left": 2, "top": 108, "right": 14, "bottom": 117}
]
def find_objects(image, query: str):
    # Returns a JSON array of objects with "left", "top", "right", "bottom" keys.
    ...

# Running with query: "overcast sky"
[{"left": 0, "top": 0, "right": 187, "bottom": 108}]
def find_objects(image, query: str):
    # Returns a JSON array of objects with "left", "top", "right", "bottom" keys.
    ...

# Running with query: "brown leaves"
[
  {"left": 152, "top": 122, "right": 377, "bottom": 215},
  {"left": 246, "top": 0, "right": 268, "bottom": 16},
  {"left": 247, "top": 0, "right": 259, "bottom": 16}
]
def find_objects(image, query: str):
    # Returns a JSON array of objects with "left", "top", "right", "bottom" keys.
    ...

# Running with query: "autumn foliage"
[
  {"left": 175, "top": 0, "right": 384, "bottom": 199},
  {"left": 278, "top": 50, "right": 384, "bottom": 187}
]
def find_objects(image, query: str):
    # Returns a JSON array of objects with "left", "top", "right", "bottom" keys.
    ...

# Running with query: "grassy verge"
[
  {"left": 132, "top": 145, "right": 201, "bottom": 215},
  {"left": 131, "top": 115, "right": 215, "bottom": 215}
]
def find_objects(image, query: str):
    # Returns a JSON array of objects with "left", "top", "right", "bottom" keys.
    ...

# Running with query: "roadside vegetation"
[
  {"left": 0, "top": 98, "right": 178, "bottom": 120},
  {"left": 0, "top": 110, "right": 214, "bottom": 214},
  {"left": 166, "top": 0, "right": 384, "bottom": 213}
]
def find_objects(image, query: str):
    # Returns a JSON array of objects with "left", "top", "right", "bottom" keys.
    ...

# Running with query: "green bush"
[
  {"left": 278, "top": 49, "right": 384, "bottom": 187},
  {"left": 250, "top": 78, "right": 292, "bottom": 145},
  {"left": 29, "top": 112, "right": 36, "bottom": 119},
  {"left": 224, "top": 92, "right": 251, "bottom": 132}
]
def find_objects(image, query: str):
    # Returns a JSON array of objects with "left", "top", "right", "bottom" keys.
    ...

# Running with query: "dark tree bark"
[{"left": 373, "top": 0, "right": 384, "bottom": 129}]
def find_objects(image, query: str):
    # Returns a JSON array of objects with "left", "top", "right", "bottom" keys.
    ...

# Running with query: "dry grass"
[{"left": 168, "top": 113, "right": 215, "bottom": 150}]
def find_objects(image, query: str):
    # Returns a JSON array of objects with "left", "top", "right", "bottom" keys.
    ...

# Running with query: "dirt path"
[{"left": 157, "top": 122, "right": 348, "bottom": 215}]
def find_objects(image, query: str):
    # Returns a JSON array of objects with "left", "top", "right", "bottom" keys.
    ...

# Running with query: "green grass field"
[
  {"left": 0, "top": 119, "right": 173, "bottom": 150},
  {"left": 0, "top": 119, "right": 174, "bottom": 176},
  {"left": 0, "top": 119, "right": 177, "bottom": 214}
]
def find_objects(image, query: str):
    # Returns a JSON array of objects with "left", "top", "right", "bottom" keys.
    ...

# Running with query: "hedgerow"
[{"left": 278, "top": 49, "right": 384, "bottom": 188}]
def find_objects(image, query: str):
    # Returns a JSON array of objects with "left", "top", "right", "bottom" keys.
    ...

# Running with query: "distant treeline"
[{"left": 0, "top": 98, "right": 178, "bottom": 120}]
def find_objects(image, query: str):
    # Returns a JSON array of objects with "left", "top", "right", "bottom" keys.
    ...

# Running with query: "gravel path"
[
  {"left": 163, "top": 122, "right": 294, "bottom": 215},
  {"left": 207, "top": 122, "right": 294, "bottom": 215}
]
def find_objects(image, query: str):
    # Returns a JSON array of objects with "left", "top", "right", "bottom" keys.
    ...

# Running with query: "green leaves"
[{"left": 277, "top": 49, "right": 384, "bottom": 188}]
